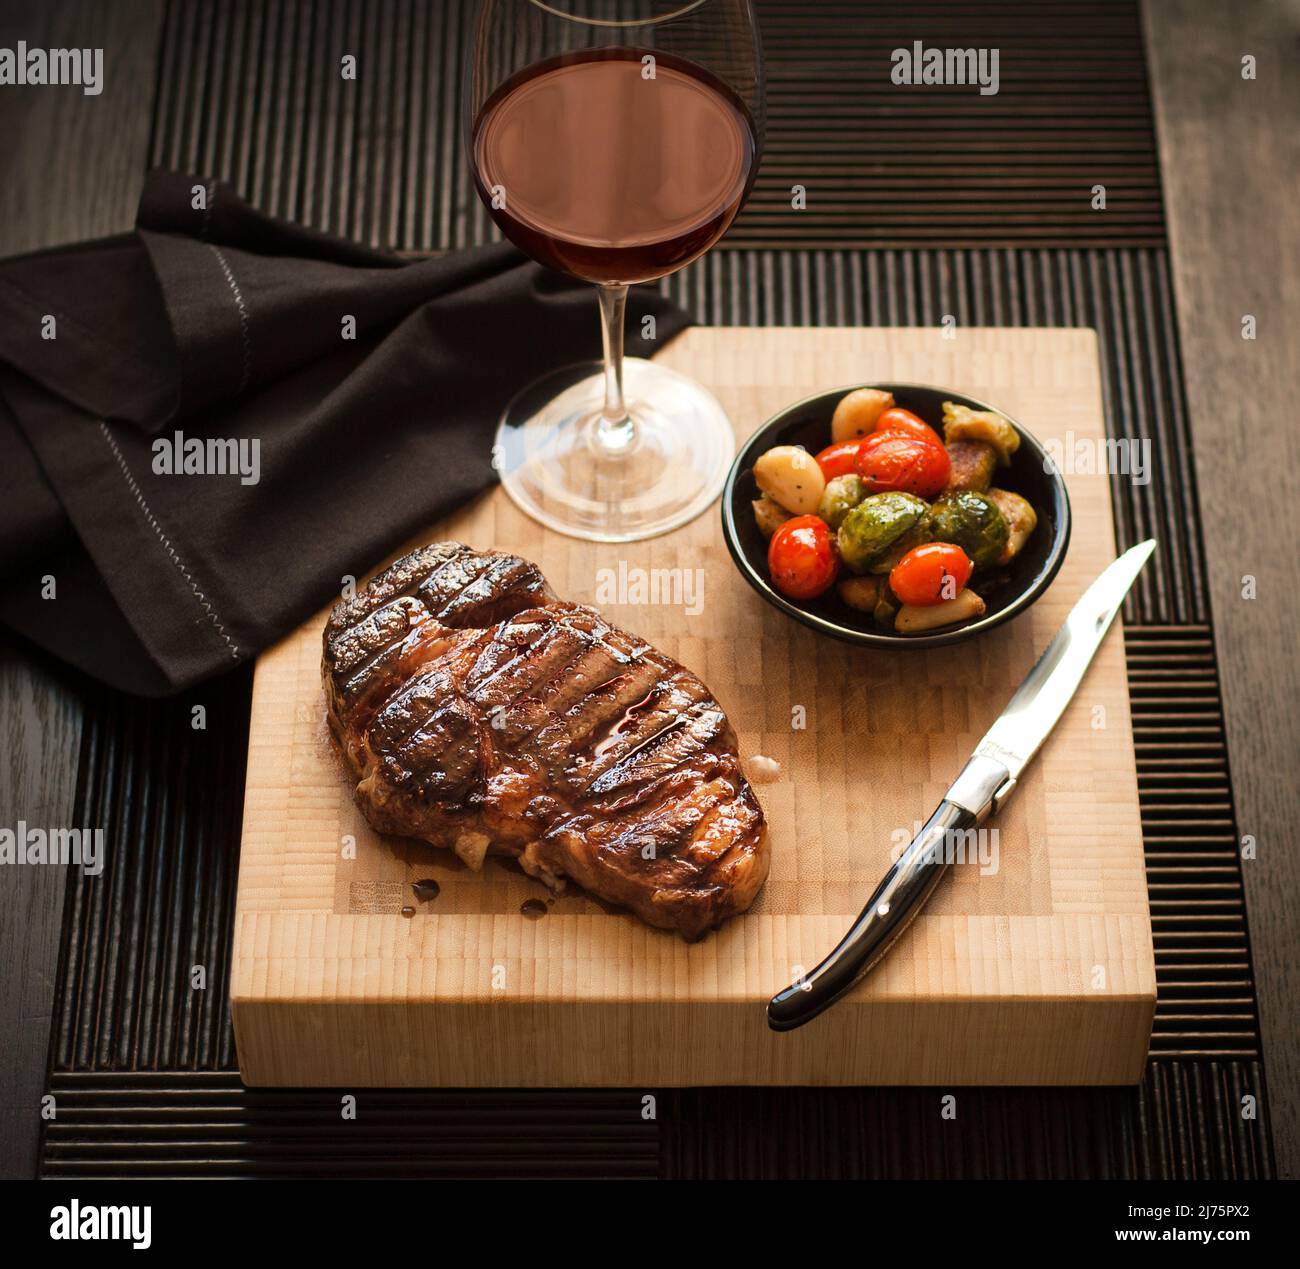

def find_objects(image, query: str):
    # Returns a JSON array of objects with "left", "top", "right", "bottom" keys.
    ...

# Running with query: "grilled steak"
[{"left": 323, "top": 542, "right": 768, "bottom": 938}]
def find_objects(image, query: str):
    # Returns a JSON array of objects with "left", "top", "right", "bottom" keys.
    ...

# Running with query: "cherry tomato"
[
  {"left": 814, "top": 440, "right": 862, "bottom": 482},
  {"left": 768, "top": 515, "right": 840, "bottom": 601},
  {"left": 854, "top": 431, "right": 950, "bottom": 497},
  {"left": 889, "top": 542, "right": 973, "bottom": 607},
  {"left": 873, "top": 407, "right": 944, "bottom": 451}
]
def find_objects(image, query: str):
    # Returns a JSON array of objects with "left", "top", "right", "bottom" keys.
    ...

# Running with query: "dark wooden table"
[
  {"left": 1, "top": 0, "right": 1295, "bottom": 1179},
  {"left": 1143, "top": 0, "right": 1300, "bottom": 1178},
  {"left": 0, "top": 0, "right": 164, "bottom": 1178}
]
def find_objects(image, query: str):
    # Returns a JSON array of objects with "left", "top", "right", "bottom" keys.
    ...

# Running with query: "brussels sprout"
[
  {"left": 836, "top": 492, "right": 928, "bottom": 574},
  {"left": 868, "top": 514, "right": 934, "bottom": 574},
  {"left": 817, "top": 474, "right": 868, "bottom": 530},
  {"left": 928, "top": 491, "right": 1010, "bottom": 570}
]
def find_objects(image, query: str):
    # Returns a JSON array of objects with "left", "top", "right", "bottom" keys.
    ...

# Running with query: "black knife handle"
[{"left": 767, "top": 801, "right": 978, "bottom": 1032}]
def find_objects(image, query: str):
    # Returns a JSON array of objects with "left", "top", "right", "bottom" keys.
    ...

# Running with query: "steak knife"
[{"left": 767, "top": 539, "right": 1157, "bottom": 1033}]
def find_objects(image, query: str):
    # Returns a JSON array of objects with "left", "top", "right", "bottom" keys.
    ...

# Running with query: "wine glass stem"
[{"left": 596, "top": 283, "right": 635, "bottom": 454}]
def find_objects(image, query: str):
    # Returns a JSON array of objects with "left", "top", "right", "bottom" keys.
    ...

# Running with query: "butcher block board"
[{"left": 231, "top": 327, "right": 1155, "bottom": 1087}]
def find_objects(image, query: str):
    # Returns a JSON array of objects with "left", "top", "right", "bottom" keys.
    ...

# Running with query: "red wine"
[{"left": 472, "top": 48, "right": 757, "bottom": 284}]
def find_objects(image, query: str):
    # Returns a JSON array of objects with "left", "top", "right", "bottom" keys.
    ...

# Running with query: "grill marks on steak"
[
  {"left": 323, "top": 543, "right": 768, "bottom": 938},
  {"left": 324, "top": 543, "right": 552, "bottom": 755},
  {"left": 327, "top": 541, "right": 552, "bottom": 638}
]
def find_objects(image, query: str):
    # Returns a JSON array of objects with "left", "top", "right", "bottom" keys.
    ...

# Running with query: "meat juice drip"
[
  {"left": 400, "top": 905, "right": 416, "bottom": 919},
  {"left": 412, "top": 878, "right": 441, "bottom": 902},
  {"left": 520, "top": 898, "right": 548, "bottom": 920},
  {"left": 472, "top": 48, "right": 756, "bottom": 284}
]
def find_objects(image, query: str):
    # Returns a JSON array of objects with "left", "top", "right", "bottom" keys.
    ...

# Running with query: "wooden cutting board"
[{"left": 231, "top": 327, "right": 1155, "bottom": 1087}]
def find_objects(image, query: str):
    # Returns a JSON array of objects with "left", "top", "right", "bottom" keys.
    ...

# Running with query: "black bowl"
[{"left": 720, "top": 383, "right": 1071, "bottom": 648}]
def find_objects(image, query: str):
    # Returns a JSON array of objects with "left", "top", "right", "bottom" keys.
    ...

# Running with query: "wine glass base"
[{"left": 492, "top": 358, "right": 735, "bottom": 543}]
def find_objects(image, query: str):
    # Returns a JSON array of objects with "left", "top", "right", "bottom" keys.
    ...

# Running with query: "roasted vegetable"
[
  {"left": 942, "top": 402, "right": 1020, "bottom": 466},
  {"left": 873, "top": 582, "right": 900, "bottom": 629},
  {"left": 836, "top": 574, "right": 882, "bottom": 612},
  {"left": 986, "top": 488, "right": 1038, "bottom": 564},
  {"left": 873, "top": 407, "right": 944, "bottom": 451},
  {"left": 836, "top": 492, "right": 928, "bottom": 574},
  {"left": 768, "top": 515, "right": 839, "bottom": 600},
  {"left": 817, "top": 473, "right": 868, "bottom": 530},
  {"left": 855, "top": 432, "right": 950, "bottom": 498},
  {"left": 928, "top": 491, "right": 1010, "bottom": 570},
  {"left": 867, "top": 515, "right": 933, "bottom": 573},
  {"left": 831, "top": 387, "right": 895, "bottom": 443},
  {"left": 889, "top": 542, "right": 974, "bottom": 607},
  {"left": 752, "top": 495, "right": 794, "bottom": 540},
  {"left": 943, "top": 440, "right": 997, "bottom": 493},
  {"left": 814, "top": 440, "right": 863, "bottom": 482},
  {"left": 756, "top": 391, "right": 1038, "bottom": 630},
  {"left": 896, "top": 587, "right": 987, "bottom": 634},
  {"left": 754, "top": 445, "right": 826, "bottom": 515}
]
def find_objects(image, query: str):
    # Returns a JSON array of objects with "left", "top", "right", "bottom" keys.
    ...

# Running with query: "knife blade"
[{"left": 767, "top": 539, "right": 1157, "bottom": 1033}]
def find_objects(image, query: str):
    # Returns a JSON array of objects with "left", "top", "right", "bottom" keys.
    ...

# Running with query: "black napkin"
[{"left": 0, "top": 172, "right": 689, "bottom": 695}]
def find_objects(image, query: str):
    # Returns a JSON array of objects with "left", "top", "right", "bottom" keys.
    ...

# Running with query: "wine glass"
[{"left": 466, "top": 0, "right": 764, "bottom": 543}]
